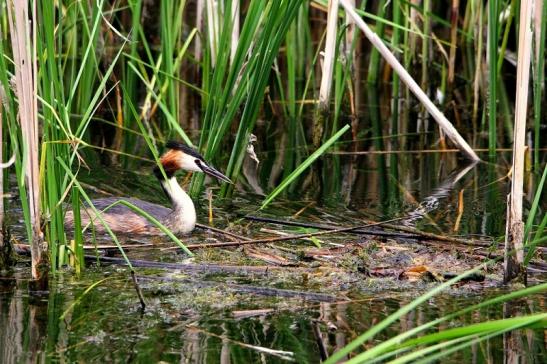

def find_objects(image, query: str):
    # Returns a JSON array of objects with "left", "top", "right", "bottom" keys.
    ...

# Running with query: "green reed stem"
[
  {"left": 488, "top": 0, "right": 499, "bottom": 156},
  {"left": 533, "top": 0, "right": 547, "bottom": 171},
  {"left": 367, "top": 0, "right": 387, "bottom": 84}
]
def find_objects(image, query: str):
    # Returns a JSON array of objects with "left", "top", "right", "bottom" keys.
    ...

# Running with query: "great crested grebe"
[{"left": 66, "top": 141, "right": 231, "bottom": 235}]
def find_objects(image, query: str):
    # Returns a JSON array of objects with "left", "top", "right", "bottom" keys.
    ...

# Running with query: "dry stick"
[
  {"left": 195, "top": 222, "right": 252, "bottom": 241},
  {"left": 13, "top": 243, "right": 153, "bottom": 252},
  {"left": 245, "top": 216, "right": 493, "bottom": 248},
  {"left": 312, "top": 321, "right": 330, "bottom": 361},
  {"left": 176, "top": 325, "right": 295, "bottom": 360},
  {"left": 130, "top": 271, "right": 146, "bottom": 311},
  {"left": 138, "top": 275, "right": 339, "bottom": 302},
  {"left": 181, "top": 218, "right": 409, "bottom": 250},
  {"left": 247, "top": 216, "right": 418, "bottom": 239},
  {"left": 364, "top": 220, "right": 492, "bottom": 247},
  {"left": 90, "top": 255, "right": 320, "bottom": 275},
  {"left": 339, "top": 0, "right": 480, "bottom": 161}
]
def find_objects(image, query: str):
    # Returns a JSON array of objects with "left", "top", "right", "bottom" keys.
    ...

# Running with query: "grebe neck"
[{"left": 160, "top": 177, "right": 196, "bottom": 233}]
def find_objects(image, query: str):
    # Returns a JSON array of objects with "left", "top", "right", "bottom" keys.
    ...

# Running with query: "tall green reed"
[
  {"left": 273, "top": 4, "right": 312, "bottom": 183},
  {"left": 325, "top": 261, "right": 547, "bottom": 363},
  {"left": 487, "top": 0, "right": 499, "bottom": 156},
  {"left": 532, "top": 0, "right": 547, "bottom": 171},
  {"left": 0, "top": 0, "right": 542, "bottom": 282},
  {"left": 524, "top": 165, "right": 547, "bottom": 265},
  {"left": 36, "top": 0, "right": 130, "bottom": 272},
  {"left": 187, "top": 0, "right": 304, "bottom": 198},
  {"left": 366, "top": 0, "right": 387, "bottom": 84}
]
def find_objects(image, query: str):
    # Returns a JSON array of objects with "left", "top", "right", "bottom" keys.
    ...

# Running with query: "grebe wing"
[{"left": 66, "top": 197, "right": 171, "bottom": 234}]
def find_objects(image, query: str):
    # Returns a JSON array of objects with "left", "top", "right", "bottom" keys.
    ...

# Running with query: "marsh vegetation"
[{"left": 0, "top": 0, "right": 545, "bottom": 362}]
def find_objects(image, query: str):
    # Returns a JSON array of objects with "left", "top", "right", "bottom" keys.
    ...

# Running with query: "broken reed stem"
[
  {"left": 7, "top": 0, "right": 47, "bottom": 289},
  {"left": 339, "top": 0, "right": 480, "bottom": 161},
  {"left": 504, "top": 0, "right": 533, "bottom": 283},
  {"left": 533, "top": 0, "right": 547, "bottom": 171}
]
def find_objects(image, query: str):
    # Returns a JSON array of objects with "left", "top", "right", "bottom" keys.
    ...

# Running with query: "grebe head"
[{"left": 154, "top": 141, "right": 232, "bottom": 183}]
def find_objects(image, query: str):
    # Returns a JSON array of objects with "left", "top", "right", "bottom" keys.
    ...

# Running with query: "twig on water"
[
  {"left": 130, "top": 270, "right": 146, "bottom": 311},
  {"left": 245, "top": 216, "right": 493, "bottom": 247},
  {"left": 138, "top": 275, "right": 340, "bottom": 302},
  {"left": 88, "top": 255, "right": 322, "bottom": 275},
  {"left": 195, "top": 222, "right": 252, "bottom": 241},
  {"left": 176, "top": 218, "right": 408, "bottom": 250},
  {"left": 170, "top": 324, "right": 295, "bottom": 361}
]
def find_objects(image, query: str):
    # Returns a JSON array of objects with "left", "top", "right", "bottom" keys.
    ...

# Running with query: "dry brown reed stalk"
[
  {"left": 340, "top": 0, "right": 480, "bottom": 161},
  {"left": 7, "top": 0, "right": 47, "bottom": 288},
  {"left": 319, "top": 0, "right": 339, "bottom": 110},
  {"left": 504, "top": 0, "right": 534, "bottom": 283},
  {"left": 195, "top": 0, "right": 205, "bottom": 62},
  {"left": 206, "top": 0, "right": 220, "bottom": 65},
  {"left": 344, "top": 0, "right": 356, "bottom": 65},
  {"left": 313, "top": 0, "right": 340, "bottom": 147},
  {"left": 408, "top": 0, "right": 421, "bottom": 59},
  {"left": 230, "top": 0, "right": 240, "bottom": 65}
]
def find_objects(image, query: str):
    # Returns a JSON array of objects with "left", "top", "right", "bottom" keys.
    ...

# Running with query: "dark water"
[
  {"left": 0, "top": 148, "right": 547, "bottom": 363},
  {"left": 1, "top": 139, "right": 546, "bottom": 361},
  {"left": 1, "top": 267, "right": 545, "bottom": 363}
]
